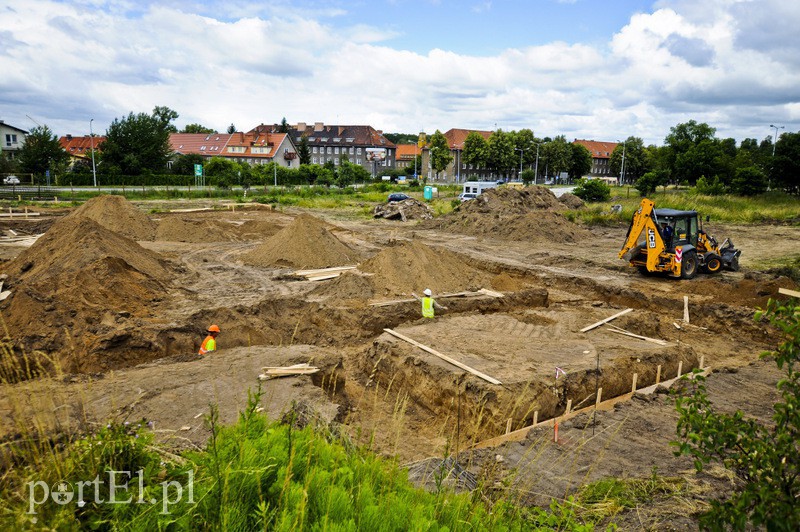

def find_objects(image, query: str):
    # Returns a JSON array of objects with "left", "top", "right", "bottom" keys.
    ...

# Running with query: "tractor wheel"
[
  {"left": 702, "top": 253, "right": 723, "bottom": 274},
  {"left": 681, "top": 250, "right": 698, "bottom": 279}
]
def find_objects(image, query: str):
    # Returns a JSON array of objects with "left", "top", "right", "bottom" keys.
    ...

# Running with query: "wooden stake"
[
  {"left": 779, "top": 288, "right": 800, "bottom": 298},
  {"left": 383, "top": 328, "right": 502, "bottom": 385},
  {"left": 677, "top": 360, "right": 683, "bottom": 378},
  {"left": 580, "top": 308, "right": 634, "bottom": 333},
  {"left": 532, "top": 411, "right": 538, "bottom": 426},
  {"left": 595, "top": 387, "right": 603, "bottom": 406},
  {"left": 631, "top": 373, "right": 638, "bottom": 393},
  {"left": 505, "top": 418, "right": 512, "bottom": 435},
  {"left": 683, "top": 296, "right": 690, "bottom": 324},
  {"left": 656, "top": 365, "right": 662, "bottom": 384},
  {"left": 699, "top": 355, "right": 705, "bottom": 369},
  {"left": 565, "top": 399, "right": 572, "bottom": 415}
]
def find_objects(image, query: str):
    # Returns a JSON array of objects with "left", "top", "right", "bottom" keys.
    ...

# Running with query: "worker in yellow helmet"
[
  {"left": 199, "top": 324, "right": 220, "bottom": 355},
  {"left": 412, "top": 288, "right": 448, "bottom": 318}
]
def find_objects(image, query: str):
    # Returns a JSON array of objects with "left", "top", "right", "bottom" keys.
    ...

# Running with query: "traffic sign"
[{"left": 194, "top": 164, "right": 203, "bottom": 177}]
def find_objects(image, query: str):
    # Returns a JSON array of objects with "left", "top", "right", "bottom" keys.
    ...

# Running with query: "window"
[
  {"left": 313, "top": 157, "right": 318, "bottom": 164},
  {"left": 345, "top": 138, "right": 354, "bottom": 143},
  {"left": 334, "top": 158, "right": 339, "bottom": 165},
  {"left": 356, "top": 147, "right": 362, "bottom": 154},
  {"left": 334, "top": 147, "right": 339, "bottom": 154},
  {"left": 356, "top": 158, "right": 361, "bottom": 164},
  {"left": 200, "top": 146, "right": 206, "bottom": 151},
  {"left": 313, "top": 146, "right": 318, "bottom": 153},
  {"left": 327, "top": 147, "right": 332, "bottom": 154},
  {"left": 333, "top": 138, "right": 341, "bottom": 142},
  {"left": 349, "top": 147, "right": 354, "bottom": 154}
]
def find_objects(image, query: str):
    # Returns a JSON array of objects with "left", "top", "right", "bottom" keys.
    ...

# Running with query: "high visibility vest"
[
  {"left": 199, "top": 335, "right": 216, "bottom": 355},
  {"left": 421, "top": 297, "right": 435, "bottom": 318}
]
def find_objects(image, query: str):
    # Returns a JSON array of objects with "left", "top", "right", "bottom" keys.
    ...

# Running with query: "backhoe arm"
[{"left": 619, "top": 198, "right": 667, "bottom": 270}]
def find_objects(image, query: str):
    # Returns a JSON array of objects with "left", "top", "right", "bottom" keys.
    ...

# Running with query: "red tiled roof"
[
  {"left": 170, "top": 133, "right": 232, "bottom": 156},
  {"left": 444, "top": 128, "right": 493, "bottom": 150},
  {"left": 250, "top": 123, "right": 396, "bottom": 148},
  {"left": 223, "top": 131, "right": 288, "bottom": 159},
  {"left": 59, "top": 135, "right": 105, "bottom": 155},
  {"left": 573, "top": 139, "right": 618, "bottom": 159},
  {"left": 395, "top": 144, "right": 420, "bottom": 160}
]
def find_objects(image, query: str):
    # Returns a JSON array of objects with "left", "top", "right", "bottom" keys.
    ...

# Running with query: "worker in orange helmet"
[{"left": 199, "top": 324, "right": 220, "bottom": 355}]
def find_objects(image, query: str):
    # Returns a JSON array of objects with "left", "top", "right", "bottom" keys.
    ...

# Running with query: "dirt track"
[{"left": 0, "top": 190, "right": 798, "bottom": 525}]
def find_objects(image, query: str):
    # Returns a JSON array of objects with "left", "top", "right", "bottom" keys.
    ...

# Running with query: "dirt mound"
[
  {"left": 558, "top": 193, "right": 585, "bottom": 209},
  {"left": 310, "top": 271, "right": 375, "bottom": 303},
  {"left": 240, "top": 213, "right": 359, "bottom": 269},
  {"left": 426, "top": 187, "right": 589, "bottom": 242},
  {"left": 373, "top": 199, "right": 434, "bottom": 221},
  {"left": 71, "top": 195, "right": 156, "bottom": 241},
  {"left": 234, "top": 219, "right": 283, "bottom": 240},
  {"left": 155, "top": 217, "right": 233, "bottom": 242},
  {"left": 359, "top": 240, "right": 489, "bottom": 297},
  {"left": 0, "top": 216, "right": 174, "bottom": 374}
]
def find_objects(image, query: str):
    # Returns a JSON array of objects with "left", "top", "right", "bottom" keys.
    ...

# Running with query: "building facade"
[
  {"left": 1, "top": 120, "right": 28, "bottom": 160},
  {"left": 572, "top": 139, "right": 618, "bottom": 178}
]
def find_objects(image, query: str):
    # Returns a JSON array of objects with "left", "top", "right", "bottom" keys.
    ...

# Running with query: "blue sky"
[{"left": 0, "top": 0, "right": 797, "bottom": 144}]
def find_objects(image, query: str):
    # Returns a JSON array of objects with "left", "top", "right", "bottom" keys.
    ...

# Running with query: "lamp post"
[
  {"left": 89, "top": 119, "right": 97, "bottom": 187},
  {"left": 515, "top": 148, "right": 525, "bottom": 179},
  {"left": 770, "top": 124, "right": 784, "bottom": 157},
  {"left": 534, "top": 143, "right": 540, "bottom": 185},
  {"left": 617, "top": 139, "right": 626, "bottom": 185}
]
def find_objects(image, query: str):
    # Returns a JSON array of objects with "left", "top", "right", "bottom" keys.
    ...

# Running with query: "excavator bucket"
[{"left": 719, "top": 239, "right": 741, "bottom": 271}]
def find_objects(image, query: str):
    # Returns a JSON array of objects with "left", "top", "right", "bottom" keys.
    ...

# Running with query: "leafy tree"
[
  {"left": 695, "top": 175, "right": 726, "bottom": 195},
  {"left": 663, "top": 120, "right": 724, "bottom": 185},
  {"left": 486, "top": 129, "right": 515, "bottom": 178},
  {"left": 569, "top": 143, "right": 592, "bottom": 180},
  {"left": 383, "top": 133, "right": 419, "bottom": 144},
  {"left": 181, "top": 123, "right": 215, "bottom": 134},
  {"left": 572, "top": 178, "right": 610, "bottom": 202},
  {"left": 462, "top": 132, "right": 489, "bottom": 171},
  {"left": 298, "top": 135, "right": 311, "bottom": 165},
  {"left": 731, "top": 166, "right": 768, "bottom": 196},
  {"left": 540, "top": 135, "right": 572, "bottom": 180},
  {"left": 610, "top": 137, "right": 650, "bottom": 183},
  {"left": 278, "top": 117, "right": 290, "bottom": 133},
  {"left": 172, "top": 153, "right": 205, "bottom": 175},
  {"left": 771, "top": 131, "right": 800, "bottom": 195},
  {"left": 335, "top": 160, "right": 370, "bottom": 187},
  {"left": 18, "top": 125, "right": 70, "bottom": 179},
  {"left": 0, "top": 151, "right": 17, "bottom": 175},
  {"left": 428, "top": 130, "right": 453, "bottom": 181},
  {"left": 674, "top": 298, "right": 800, "bottom": 530},
  {"left": 520, "top": 169, "right": 536, "bottom": 185},
  {"left": 513, "top": 128, "right": 537, "bottom": 170},
  {"left": 101, "top": 106, "right": 178, "bottom": 175},
  {"left": 634, "top": 171, "right": 662, "bottom": 196},
  {"left": 227, "top": 124, "right": 236, "bottom": 134}
]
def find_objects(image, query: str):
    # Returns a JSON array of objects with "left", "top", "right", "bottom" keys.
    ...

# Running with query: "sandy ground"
[{"left": 0, "top": 193, "right": 798, "bottom": 528}]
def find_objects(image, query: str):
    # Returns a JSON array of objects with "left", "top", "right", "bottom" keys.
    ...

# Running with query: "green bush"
[
  {"left": 731, "top": 166, "right": 768, "bottom": 196},
  {"left": 694, "top": 175, "right": 726, "bottom": 195},
  {"left": 573, "top": 178, "right": 611, "bottom": 202}
]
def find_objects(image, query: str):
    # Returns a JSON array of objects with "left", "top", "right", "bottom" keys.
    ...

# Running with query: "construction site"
[{"left": 0, "top": 187, "right": 798, "bottom": 527}]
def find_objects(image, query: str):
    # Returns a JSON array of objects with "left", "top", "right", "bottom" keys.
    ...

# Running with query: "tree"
[
  {"left": 486, "top": 129, "right": 516, "bottom": 178},
  {"left": 227, "top": 124, "right": 236, "bottom": 134},
  {"left": 572, "top": 178, "right": 610, "bottom": 202},
  {"left": 520, "top": 169, "right": 536, "bottom": 185},
  {"left": 674, "top": 298, "right": 800, "bottom": 529},
  {"left": 181, "top": 124, "right": 215, "bottom": 134},
  {"left": 278, "top": 117, "right": 290, "bottom": 133},
  {"left": 610, "top": 137, "right": 650, "bottom": 183},
  {"left": 101, "top": 106, "right": 178, "bottom": 175},
  {"left": 569, "top": 143, "right": 592, "bottom": 180},
  {"left": 540, "top": 136, "right": 572, "bottom": 181},
  {"left": 731, "top": 166, "right": 768, "bottom": 196},
  {"left": 298, "top": 135, "right": 311, "bottom": 165},
  {"left": 771, "top": 131, "right": 800, "bottom": 195},
  {"left": 428, "top": 130, "right": 453, "bottom": 181},
  {"left": 462, "top": 132, "right": 489, "bottom": 171},
  {"left": 18, "top": 125, "right": 70, "bottom": 179},
  {"left": 172, "top": 153, "right": 205, "bottom": 176},
  {"left": 0, "top": 151, "right": 18, "bottom": 175},
  {"left": 513, "top": 128, "right": 537, "bottom": 171},
  {"left": 634, "top": 171, "right": 668, "bottom": 196},
  {"left": 663, "top": 120, "right": 723, "bottom": 185}
]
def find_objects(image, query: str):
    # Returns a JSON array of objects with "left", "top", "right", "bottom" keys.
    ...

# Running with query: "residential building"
[
  {"left": 1, "top": 120, "right": 27, "bottom": 160},
  {"left": 256, "top": 122, "right": 396, "bottom": 176},
  {"left": 395, "top": 144, "right": 420, "bottom": 175},
  {"left": 169, "top": 132, "right": 296, "bottom": 167},
  {"left": 573, "top": 139, "right": 618, "bottom": 178},
  {"left": 170, "top": 133, "right": 232, "bottom": 159},
  {"left": 422, "top": 128, "right": 493, "bottom": 182},
  {"left": 59, "top": 134, "right": 105, "bottom": 165}
]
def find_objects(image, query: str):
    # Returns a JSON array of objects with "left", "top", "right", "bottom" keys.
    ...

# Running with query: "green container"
[{"left": 423, "top": 186, "right": 433, "bottom": 200}]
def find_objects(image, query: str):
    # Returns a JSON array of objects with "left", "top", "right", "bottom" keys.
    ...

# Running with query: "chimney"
[
  {"left": 296, "top": 122, "right": 306, "bottom": 131},
  {"left": 66, "top": 134, "right": 72, "bottom": 140},
  {"left": 314, "top": 122, "right": 324, "bottom": 132}
]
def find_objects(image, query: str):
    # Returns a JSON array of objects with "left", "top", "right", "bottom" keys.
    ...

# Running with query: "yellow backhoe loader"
[{"left": 619, "top": 198, "right": 741, "bottom": 279}]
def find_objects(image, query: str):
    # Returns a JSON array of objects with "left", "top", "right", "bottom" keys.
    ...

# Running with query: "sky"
[{"left": 0, "top": 0, "right": 798, "bottom": 145}]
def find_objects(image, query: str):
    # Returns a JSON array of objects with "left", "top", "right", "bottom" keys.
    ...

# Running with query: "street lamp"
[
  {"left": 770, "top": 124, "right": 784, "bottom": 157},
  {"left": 515, "top": 148, "right": 525, "bottom": 179},
  {"left": 534, "top": 143, "right": 540, "bottom": 185},
  {"left": 617, "top": 139, "right": 626, "bottom": 185},
  {"left": 89, "top": 119, "right": 97, "bottom": 187}
]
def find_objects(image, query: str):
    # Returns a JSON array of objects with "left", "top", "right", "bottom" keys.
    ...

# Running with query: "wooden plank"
[
  {"left": 306, "top": 273, "right": 344, "bottom": 282},
  {"left": 258, "top": 363, "right": 319, "bottom": 380},
  {"left": 382, "top": 328, "right": 502, "bottom": 385},
  {"left": 779, "top": 288, "right": 800, "bottom": 298},
  {"left": 0, "top": 212, "right": 41, "bottom": 218},
  {"left": 683, "top": 296, "right": 690, "bottom": 323},
  {"left": 478, "top": 288, "right": 505, "bottom": 298},
  {"left": 580, "top": 308, "right": 633, "bottom": 333},
  {"left": 369, "top": 289, "right": 503, "bottom": 307},
  {"left": 607, "top": 325, "right": 668, "bottom": 346},
  {"left": 294, "top": 265, "right": 357, "bottom": 276},
  {"left": 0, "top": 290, "right": 11, "bottom": 301}
]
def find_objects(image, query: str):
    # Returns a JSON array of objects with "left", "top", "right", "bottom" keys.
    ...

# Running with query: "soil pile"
[
  {"left": 240, "top": 214, "right": 359, "bottom": 269},
  {"left": 71, "top": 195, "right": 156, "bottom": 241},
  {"left": 359, "top": 240, "right": 488, "bottom": 297},
  {"left": 234, "top": 219, "right": 283, "bottom": 240},
  {"left": 0, "top": 216, "right": 174, "bottom": 374},
  {"left": 558, "top": 193, "right": 585, "bottom": 209},
  {"left": 373, "top": 199, "right": 434, "bottom": 221},
  {"left": 427, "top": 187, "right": 589, "bottom": 243},
  {"left": 156, "top": 217, "right": 233, "bottom": 242},
  {"left": 310, "top": 271, "right": 375, "bottom": 303}
]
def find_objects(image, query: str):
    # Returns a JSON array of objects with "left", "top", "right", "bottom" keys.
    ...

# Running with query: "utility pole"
[
  {"left": 90, "top": 119, "right": 97, "bottom": 187},
  {"left": 515, "top": 148, "right": 525, "bottom": 179},
  {"left": 534, "top": 143, "right": 540, "bottom": 185},
  {"left": 770, "top": 124, "right": 784, "bottom": 157}
]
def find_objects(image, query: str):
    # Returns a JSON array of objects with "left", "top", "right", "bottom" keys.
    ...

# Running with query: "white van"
[{"left": 460, "top": 181, "right": 499, "bottom": 200}]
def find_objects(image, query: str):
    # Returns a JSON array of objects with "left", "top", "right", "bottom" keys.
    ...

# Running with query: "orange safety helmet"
[{"left": 207, "top": 324, "right": 221, "bottom": 333}]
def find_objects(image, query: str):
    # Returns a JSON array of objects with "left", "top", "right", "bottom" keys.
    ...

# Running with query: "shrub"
[
  {"left": 731, "top": 166, "right": 768, "bottom": 196},
  {"left": 572, "top": 178, "right": 611, "bottom": 202},
  {"left": 694, "top": 175, "right": 726, "bottom": 195}
]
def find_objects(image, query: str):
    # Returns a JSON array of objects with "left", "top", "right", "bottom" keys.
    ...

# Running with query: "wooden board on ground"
[
  {"left": 382, "top": 328, "right": 502, "bottom": 385},
  {"left": 370, "top": 288, "right": 503, "bottom": 307},
  {"left": 580, "top": 308, "right": 633, "bottom": 333},
  {"left": 258, "top": 363, "right": 319, "bottom": 380},
  {"left": 779, "top": 287, "right": 800, "bottom": 298}
]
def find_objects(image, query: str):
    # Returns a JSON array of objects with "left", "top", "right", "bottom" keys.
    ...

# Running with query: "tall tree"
[
  {"left": 100, "top": 106, "right": 178, "bottom": 175},
  {"left": 428, "top": 130, "right": 453, "bottom": 181},
  {"left": 771, "top": 131, "right": 800, "bottom": 195},
  {"left": 227, "top": 123, "right": 236, "bottom": 134},
  {"left": 609, "top": 136, "right": 650, "bottom": 183},
  {"left": 181, "top": 123, "right": 215, "bottom": 134},
  {"left": 18, "top": 125, "right": 70, "bottom": 178},
  {"left": 279, "top": 117, "right": 290, "bottom": 133},
  {"left": 461, "top": 132, "right": 489, "bottom": 171},
  {"left": 663, "top": 120, "right": 722, "bottom": 185},
  {"left": 513, "top": 128, "right": 537, "bottom": 170},
  {"left": 569, "top": 143, "right": 592, "bottom": 180},
  {"left": 486, "top": 129, "right": 515, "bottom": 177},
  {"left": 540, "top": 135, "right": 572, "bottom": 180},
  {"left": 298, "top": 135, "right": 311, "bottom": 165}
]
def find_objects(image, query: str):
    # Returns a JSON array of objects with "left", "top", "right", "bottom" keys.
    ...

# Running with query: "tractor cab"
[{"left": 653, "top": 208, "right": 699, "bottom": 250}]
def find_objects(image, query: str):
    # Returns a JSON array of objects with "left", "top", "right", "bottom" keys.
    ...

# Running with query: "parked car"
[
  {"left": 387, "top": 193, "right": 410, "bottom": 203},
  {"left": 458, "top": 192, "right": 477, "bottom": 202},
  {"left": 3, "top": 175, "right": 20, "bottom": 185}
]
